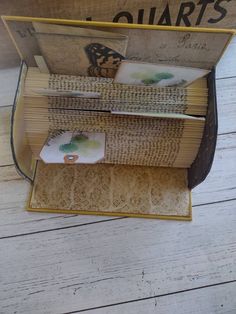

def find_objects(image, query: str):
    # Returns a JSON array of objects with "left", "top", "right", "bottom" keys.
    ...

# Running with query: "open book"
[{"left": 3, "top": 16, "right": 233, "bottom": 219}]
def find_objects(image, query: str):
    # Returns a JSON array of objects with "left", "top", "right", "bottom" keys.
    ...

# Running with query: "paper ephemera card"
[
  {"left": 33, "top": 22, "right": 128, "bottom": 77},
  {"left": 40, "top": 131, "right": 105, "bottom": 164},
  {"left": 114, "top": 61, "right": 209, "bottom": 87}
]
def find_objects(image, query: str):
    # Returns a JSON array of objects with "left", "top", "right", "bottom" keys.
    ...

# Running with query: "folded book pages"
[
  {"left": 2, "top": 16, "right": 234, "bottom": 220},
  {"left": 24, "top": 68, "right": 206, "bottom": 168}
]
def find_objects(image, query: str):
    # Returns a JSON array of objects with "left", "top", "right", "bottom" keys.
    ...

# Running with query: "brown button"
[{"left": 64, "top": 155, "right": 79, "bottom": 164}]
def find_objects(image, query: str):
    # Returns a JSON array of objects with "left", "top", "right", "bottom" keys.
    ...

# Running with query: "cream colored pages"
[{"left": 24, "top": 68, "right": 206, "bottom": 168}]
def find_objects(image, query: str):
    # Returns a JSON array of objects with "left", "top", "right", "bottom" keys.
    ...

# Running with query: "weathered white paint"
[
  {"left": 77, "top": 282, "right": 236, "bottom": 314},
  {"left": 0, "top": 67, "right": 19, "bottom": 107},
  {"left": 216, "top": 36, "right": 236, "bottom": 79},
  {"left": 0, "top": 199, "right": 236, "bottom": 313}
]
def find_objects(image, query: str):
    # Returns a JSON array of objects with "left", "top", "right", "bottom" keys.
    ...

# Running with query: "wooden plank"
[
  {"left": 0, "top": 165, "right": 120, "bottom": 238},
  {"left": 216, "top": 36, "right": 236, "bottom": 80},
  {"left": 75, "top": 282, "right": 236, "bottom": 314},
  {"left": 0, "top": 165, "right": 29, "bottom": 214},
  {"left": 0, "top": 205, "right": 118, "bottom": 239},
  {"left": 192, "top": 133, "right": 236, "bottom": 205},
  {"left": 0, "top": 67, "right": 19, "bottom": 107},
  {"left": 0, "top": 198, "right": 236, "bottom": 313},
  {"left": 216, "top": 78, "right": 236, "bottom": 134},
  {"left": 0, "top": 106, "right": 13, "bottom": 166},
  {"left": 0, "top": 131, "right": 235, "bottom": 237}
]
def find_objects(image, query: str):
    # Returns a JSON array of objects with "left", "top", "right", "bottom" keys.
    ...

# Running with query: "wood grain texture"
[
  {"left": 74, "top": 282, "right": 236, "bottom": 314},
  {"left": 0, "top": 106, "right": 13, "bottom": 166},
  {"left": 0, "top": 166, "right": 29, "bottom": 211},
  {"left": 193, "top": 133, "right": 236, "bottom": 205},
  {"left": 216, "top": 78, "right": 236, "bottom": 134},
  {"left": 0, "top": 166, "right": 120, "bottom": 238},
  {"left": 0, "top": 198, "right": 236, "bottom": 313},
  {"left": 216, "top": 36, "right": 236, "bottom": 80},
  {"left": 0, "top": 67, "right": 19, "bottom": 106}
]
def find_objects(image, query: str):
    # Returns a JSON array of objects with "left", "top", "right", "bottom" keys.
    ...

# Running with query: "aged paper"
[
  {"left": 30, "top": 161, "right": 191, "bottom": 219},
  {"left": 33, "top": 22, "right": 128, "bottom": 76}
]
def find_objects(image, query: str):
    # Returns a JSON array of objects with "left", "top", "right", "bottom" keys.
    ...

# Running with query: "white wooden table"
[{"left": 0, "top": 38, "right": 236, "bottom": 313}]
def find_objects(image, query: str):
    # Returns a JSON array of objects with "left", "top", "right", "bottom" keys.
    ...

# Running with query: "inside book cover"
[{"left": 4, "top": 17, "right": 233, "bottom": 219}]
